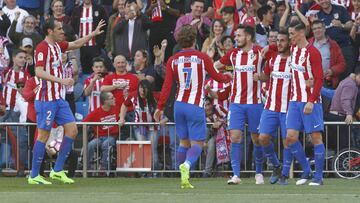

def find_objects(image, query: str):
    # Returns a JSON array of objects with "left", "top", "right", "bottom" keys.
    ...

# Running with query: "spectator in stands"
[
  {"left": 131, "top": 49, "right": 156, "bottom": 84},
  {"left": 206, "top": 35, "right": 235, "bottom": 70},
  {"left": 0, "top": 9, "right": 11, "bottom": 37},
  {"left": 153, "top": 42, "right": 179, "bottom": 169},
  {"left": 173, "top": 0, "right": 211, "bottom": 50},
  {"left": 120, "top": 80, "right": 160, "bottom": 168},
  {"left": 8, "top": 13, "right": 42, "bottom": 49},
  {"left": 203, "top": 97, "right": 229, "bottom": 177},
  {"left": 83, "top": 92, "right": 120, "bottom": 170},
  {"left": 279, "top": 0, "right": 310, "bottom": 33},
  {"left": 309, "top": 20, "right": 345, "bottom": 89},
  {"left": 101, "top": 55, "right": 138, "bottom": 140},
  {"left": 351, "top": 0, "right": 360, "bottom": 22},
  {"left": 105, "top": 0, "right": 126, "bottom": 60},
  {"left": 256, "top": 5, "right": 274, "bottom": 47},
  {"left": 221, "top": 6, "right": 236, "bottom": 37},
  {"left": 113, "top": 0, "right": 151, "bottom": 62},
  {"left": 201, "top": 19, "right": 226, "bottom": 59},
  {"left": 49, "top": 0, "right": 71, "bottom": 24},
  {"left": 152, "top": 40, "right": 168, "bottom": 92},
  {"left": 267, "top": 29, "right": 278, "bottom": 46},
  {"left": 18, "top": 38, "right": 35, "bottom": 75},
  {"left": 21, "top": 69, "right": 39, "bottom": 151},
  {"left": 350, "top": 3, "right": 360, "bottom": 69},
  {"left": 71, "top": 0, "right": 108, "bottom": 74},
  {"left": 317, "top": 0, "right": 355, "bottom": 80},
  {"left": 273, "top": 1, "right": 286, "bottom": 31},
  {"left": 0, "top": 49, "right": 30, "bottom": 168},
  {"left": 236, "top": 0, "right": 260, "bottom": 25},
  {"left": 326, "top": 70, "right": 360, "bottom": 149},
  {"left": 147, "top": 0, "right": 182, "bottom": 62},
  {"left": 0, "top": 37, "right": 10, "bottom": 76},
  {"left": 2, "top": 0, "right": 29, "bottom": 33},
  {"left": 62, "top": 51, "right": 79, "bottom": 114},
  {"left": 17, "top": 0, "right": 40, "bottom": 17},
  {"left": 84, "top": 57, "right": 107, "bottom": 113}
]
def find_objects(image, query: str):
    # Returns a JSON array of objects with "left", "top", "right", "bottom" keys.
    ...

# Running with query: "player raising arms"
[
  {"left": 214, "top": 25, "right": 265, "bottom": 185},
  {"left": 28, "top": 18, "right": 105, "bottom": 184},
  {"left": 254, "top": 31, "right": 293, "bottom": 185},
  {"left": 154, "top": 25, "right": 231, "bottom": 189},
  {"left": 286, "top": 21, "right": 325, "bottom": 186}
]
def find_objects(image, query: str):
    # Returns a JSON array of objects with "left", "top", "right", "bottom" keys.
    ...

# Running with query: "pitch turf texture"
[{"left": 0, "top": 178, "right": 359, "bottom": 203}]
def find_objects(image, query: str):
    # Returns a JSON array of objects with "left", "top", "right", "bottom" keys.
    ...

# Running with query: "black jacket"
[
  {"left": 70, "top": 4, "right": 108, "bottom": 48},
  {"left": 113, "top": 13, "right": 152, "bottom": 60}
]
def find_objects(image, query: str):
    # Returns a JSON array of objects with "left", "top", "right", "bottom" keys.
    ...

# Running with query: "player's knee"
[
  {"left": 311, "top": 132, "right": 323, "bottom": 145},
  {"left": 259, "top": 135, "right": 270, "bottom": 146},
  {"left": 180, "top": 139, "right": 191, "bottom": 148},
  {"left": 285, "top": 136, "right": 297, "bottom": 145},
  {"left": 230, "top": 135, "right": 242, "bottom": 143},
  {"left": 65, "top": 124, "right": 78, "bottom": 138}
]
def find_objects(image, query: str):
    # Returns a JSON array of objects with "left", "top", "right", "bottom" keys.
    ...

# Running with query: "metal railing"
[{"left": 0, "top": 121, "right": 359, "bottom": 179}]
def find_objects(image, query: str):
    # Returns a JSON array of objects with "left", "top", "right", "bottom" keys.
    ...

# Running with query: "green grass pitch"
[{"left": 0, "top": 178, "right": 359, "bottom": 203}]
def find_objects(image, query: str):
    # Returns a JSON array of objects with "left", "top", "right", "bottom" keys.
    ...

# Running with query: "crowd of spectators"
[{"left": 0, "top": 0, "right": 360, "bottom": 176}]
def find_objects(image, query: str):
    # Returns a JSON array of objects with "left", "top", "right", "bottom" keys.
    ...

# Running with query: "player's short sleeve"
[
  {"left": 58, "top": 41, "right": 69, "bottom": 52},
  {"left": 84, "top": 77, "right": 91, "bottom": 89},
  {"left": 35, "top": 43, "right": 48, "bottom": 68},
  {"left": 219, "top": 49, "right": 234, "bottom": 65},
  {"left": 264, "top": 58, "right": 272, "bottom": 76},
  {"left": 102, "top": 74, "right": 113, "bottom": 86}
]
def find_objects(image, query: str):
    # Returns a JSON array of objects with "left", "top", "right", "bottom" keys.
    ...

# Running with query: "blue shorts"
[
  {"left": 286, "top": 101, "right": 324, "bottom": 134},
  {"left": 174, "top": 101, "right": 206, "bottom": 141},
  {"left": 259, "top": 109, "right": 287, "bottom": 139},
  {"left": 227, "top": 103, "right": 263, "bottom": 133},
  {"left": 35, "top": 99, "right": 75, "bottom": 131}
]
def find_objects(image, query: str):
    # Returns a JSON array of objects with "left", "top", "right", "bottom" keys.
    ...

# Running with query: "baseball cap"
[{"left": 22, "top": 38, "right": 33, "bottom": 47}]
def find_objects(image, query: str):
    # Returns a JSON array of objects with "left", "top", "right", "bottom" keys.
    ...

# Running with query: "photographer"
[{"left": 84, "top": 57, "right": 108, "bottom": 114}]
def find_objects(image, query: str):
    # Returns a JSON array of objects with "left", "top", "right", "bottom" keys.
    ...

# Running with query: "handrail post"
[{"left": 82, "top": 124, "right": 88, "bottom": 178}]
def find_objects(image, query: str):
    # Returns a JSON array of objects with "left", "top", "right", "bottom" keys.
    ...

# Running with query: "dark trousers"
[
  {"left": 324, "top": 112, "right": 351, "bottom": 150},
  {"left": 80, "top": 46, "right": 101, "bottom": 74},
  {"left": 340, "top": 45, "right": 356, "bottom": 81}
]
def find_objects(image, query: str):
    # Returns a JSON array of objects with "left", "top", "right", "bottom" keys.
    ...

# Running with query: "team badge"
[
  {"left": 95, "top": 11, "right": 99, "bottom": 17},
  {"left": 334, "top": 13, "right": 339, "bottom": 19},
  {"left": 37, "top": 52, "right": 43, "bottom": 61}
]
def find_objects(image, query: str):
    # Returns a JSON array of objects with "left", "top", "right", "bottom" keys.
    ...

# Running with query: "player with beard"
[{"left": 214, "top": 25, "right": 265, "bottom": 185}]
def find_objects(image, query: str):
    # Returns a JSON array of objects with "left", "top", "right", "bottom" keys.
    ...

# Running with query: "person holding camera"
[{"left": 84, "top": 57, "right": 107, "bottom": 114}]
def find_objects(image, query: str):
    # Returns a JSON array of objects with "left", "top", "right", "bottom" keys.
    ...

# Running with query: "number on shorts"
[
  {"left": 46, "top": 111, "right": 52, "bottom": 120},
  {"left": 183, "top": 67, "right": 192, "bottom": 89}
]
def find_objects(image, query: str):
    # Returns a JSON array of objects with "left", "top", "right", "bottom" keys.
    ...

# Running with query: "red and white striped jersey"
[
  {"left": 219, "top": 46, "right": 262, "bottom": 104},
  {"left": 84, "top": 74, "right": 104, "bottom": 113},
  {"left": 157, "top": 50, "right": 231, "bottom": 110},
  {"left": 205, "top": 78, "right": 231, "bottom": 110},
  {"left": 34, "top": 40, "right": 69, "bottom": 101},
  {"left": 133, "top": 96, "right": 157, "bottom": 131},
  {"left": 290, "top": 45, "right": 323, "bottom": 103},
  {"left": 264, "top": 55, "right": 292, "bottom": 113},
  {"left": 2, "top": 67, "right": 29, "bottom": 110},
  {"left": 79, "top": 6, "right": 96, "bottom": 46}
]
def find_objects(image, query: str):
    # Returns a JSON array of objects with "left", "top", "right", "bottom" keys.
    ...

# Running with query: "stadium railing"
[{"left": 0, "top": 122, "right": 359, "bottom": 179}]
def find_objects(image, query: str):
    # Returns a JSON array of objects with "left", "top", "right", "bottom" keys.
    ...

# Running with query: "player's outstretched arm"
[
  {"left": 35, "top": 66, "right": 74, "bottom": 86},
  {"left": 67, "top": 19, "right": 106, "bottom": 50}
]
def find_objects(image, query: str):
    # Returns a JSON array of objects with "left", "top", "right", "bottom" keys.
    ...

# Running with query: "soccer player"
[
  {"left": 28, "top": 18, "right": 105, "bottom": 184},
  {"left": 286, "top": 21, "right": 325, "bottom": 186},
  {"left": 254, "top": 31, "right": 293, "bottom": 185},
  {"left": 214, "top": 25, "right": 264, "bottom": 185},
  {"left": 154, "top": 25, "right": 231, "bottom": 189}
]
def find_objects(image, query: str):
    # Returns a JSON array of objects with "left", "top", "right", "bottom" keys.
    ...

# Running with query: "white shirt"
[
  {"left": 2, "top": 6, "right": 29, "bottom": 33},
  {"left": 128, "top": 18, "right": 136, "bottom": 52}
]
